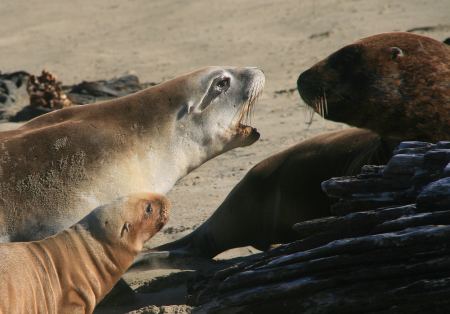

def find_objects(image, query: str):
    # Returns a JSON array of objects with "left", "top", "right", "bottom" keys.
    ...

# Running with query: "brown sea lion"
[
  {"left": 154, "top": 128, "right": 390, "bottom": 258},
  {"left": 298, "top": 32, "right": 450, "bottom": 142},
  {"left": 152, "top": 32, "right": 449, "bottom": 259},
  {"left": 0, "top": 66, "right": 264, "bottom": 242},
  {"left": 0, "top": 192, "right": 169, "bottom": 313}
]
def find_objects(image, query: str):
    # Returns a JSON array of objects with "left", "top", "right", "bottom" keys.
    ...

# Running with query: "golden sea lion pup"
[
  {"left": 0, "top": 192, "right": 169, "bottom": 313},
  {"left": 0, "top": 66, "right": 264, "bottom": 242}
]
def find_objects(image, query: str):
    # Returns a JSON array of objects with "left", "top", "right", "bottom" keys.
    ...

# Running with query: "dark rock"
[
  {"left": 9, "top": 106, "right": 53, "bottom": 122},
  {"left": 423, "top": 149, "right": 450, "bottom": 171},
  {"left": 189, "top": 140, "right": 450, "bottom": 313},
  {"left": 97, "top": 278, "right": 136, "bottom": 307},
  {"left": 444, "top": 163, "right": 450, "bottom": 176},
  {"left": 383, "top": 154, "right": 423, "bottom": 176},
  {"left": 417, "top": 177, "right": 450, "bottom": 211},
  {"left": 325, "top": 142, "right": 449, "bottom": 215},
  {"left": 0, "top": 70, "right": 159, "bottom": 123},
  {"left": 0, "top": 71, "right": 30, "bottom": 120},
  {"left": 67, "top": 75, "right": 143, "bottom": 104},
  {"left": 6, "top": 70, "right": 75, "bottom": 122},
  {"left": 437, "top": 141, "right": 450, "bottom": 149},
  {"left": 360, "top": 165, "right": 384, "bottom": 175},
  {"left": 322, "top": 176, "right": 412, "bottom": 198}
]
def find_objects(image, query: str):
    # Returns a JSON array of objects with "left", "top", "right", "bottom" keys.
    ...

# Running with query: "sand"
[{"left": 1, "top": 0, "right": 449, "bottom": 312}]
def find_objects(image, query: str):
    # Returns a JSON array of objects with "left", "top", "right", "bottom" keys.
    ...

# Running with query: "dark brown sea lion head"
[{"left": 297, "top": 32, "right": 450, "bottom": 141}]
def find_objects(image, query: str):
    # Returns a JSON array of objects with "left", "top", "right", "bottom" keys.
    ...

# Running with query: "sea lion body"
[
  {"left": 0, "top": 192, "right": 169, "bottom": 313},
  {"left": 156, "top": 128, "right": 391, "bottom": 257},
  {"left": 155, "top": 33, "right": 449, "bottom": 259},
  {"left": 0, "top": 66, "right": 264, "bottom": 241}
]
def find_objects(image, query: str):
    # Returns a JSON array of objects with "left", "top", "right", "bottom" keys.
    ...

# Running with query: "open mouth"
[
  {"left": 237, "top": 122, "right": 259, "bottom": 139},
  {"left": 232, "top": 75, "right": 265, "bottom": 143}
]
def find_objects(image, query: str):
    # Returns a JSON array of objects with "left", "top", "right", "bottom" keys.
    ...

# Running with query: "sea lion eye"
[
  {"left": 145, "top": 203, "right": 153, "bottom": 215},
  {"left": 215, "top": 77, "right": 230, "bottom": 92},
  {"left": 390, "top": 47, "right": 404, "bottom": 60}
]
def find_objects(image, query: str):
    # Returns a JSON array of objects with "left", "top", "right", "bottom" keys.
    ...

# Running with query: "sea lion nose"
[
  {"left": 297, "top": 69, "right": 313, "bottom": 91},
  {"left": 297, "top": 69, "right": 319, "bottom": 104}
]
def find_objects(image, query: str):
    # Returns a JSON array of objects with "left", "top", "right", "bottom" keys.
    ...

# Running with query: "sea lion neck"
[{"left": 31, "top": 226, "right": 136, "bottom": 310}]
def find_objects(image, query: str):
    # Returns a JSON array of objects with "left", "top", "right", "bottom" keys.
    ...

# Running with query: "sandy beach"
[{"left": 1, "top": 0, "right": 449, "bottom": 312}]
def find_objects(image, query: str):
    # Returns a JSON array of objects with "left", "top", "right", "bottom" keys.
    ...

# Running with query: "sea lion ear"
[
  {"left": 177, "top": 101, "right": 197, "bottom": 120},
  {"left": 186, "top": 101, "right": 196, "bottom": 114},
  {"left": 390, "top": 47, "right": 404, "bottom": 60},
  {"left": 120, "top": 222, "right": 131, "bottom": 237}
]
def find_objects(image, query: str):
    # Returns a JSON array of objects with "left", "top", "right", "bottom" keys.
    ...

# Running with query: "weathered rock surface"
[
  {"left": 127, "top": 305, "right": 193, "bottom": 314},
  {"left": 67, "top": 74, "right": 157, "bottom": 105},
  {"left": 322, "top": 141, "right": 450, "bottom": 215},
  {"left": 188, "top": 141, "right": 450, "bottom": 313},
  {"left": 0, "top": 71, "right": 31, "bottom": 120}
]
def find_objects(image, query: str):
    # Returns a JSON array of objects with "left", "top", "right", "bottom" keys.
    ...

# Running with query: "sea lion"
[
  {"left": 0, "top": 192, "right": 169, "bottom": 313},
  {"left": 298, "top": 32, "right": 450, "bottom": 142},
  {"left": 155, "top": 128, "right": 390, "bottom": 258},
  {"left": 153, "top": 32, "right": 449, "bottom": 259},
  {"left": 0, "top": 66, "right": 264, "bottom": 242}
]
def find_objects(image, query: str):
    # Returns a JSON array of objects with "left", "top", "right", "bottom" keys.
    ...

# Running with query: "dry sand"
[{"left": 1, "top": 0, "right": 449, "bottom": 312}]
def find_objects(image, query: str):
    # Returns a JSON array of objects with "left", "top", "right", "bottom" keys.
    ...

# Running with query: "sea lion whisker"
[
  {"left": 302, "top": 102, "right": 312, "bottom": 124},
  {"left": 320, "top": 96, "right": 324, "bottom": 118},
  {"left": 241, "top": 81, "right": 263, "bottom": 127},
  {"left": 318, "top": 96, "right": 323, "bottom": 118},
  {"left": 306, "top": 101, "right": 316, "bottom": 126},
  {"left": 322, "top": 96, "right": 326, "bottom": 118}
]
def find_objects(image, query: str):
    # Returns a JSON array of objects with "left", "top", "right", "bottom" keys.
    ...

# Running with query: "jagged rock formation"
[{"left": 188, "top": 141, "right": 450, "bottom": 314}]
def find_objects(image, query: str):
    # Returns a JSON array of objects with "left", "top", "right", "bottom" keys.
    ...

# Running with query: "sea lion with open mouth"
[
  {"left": 152, "top": 32, "right": 449, "bottom": 259},
  {"left": 0, "top": 192, "right": 169, "bottom": 313},
  {"left": 0, "top": 66, "right": 264, "bottom": 242}
]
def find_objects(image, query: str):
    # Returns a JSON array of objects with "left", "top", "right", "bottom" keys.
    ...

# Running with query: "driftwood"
[{"left": 189, "top": 141, "right": 450, "bottom": 313}]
